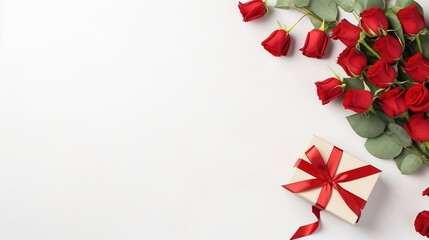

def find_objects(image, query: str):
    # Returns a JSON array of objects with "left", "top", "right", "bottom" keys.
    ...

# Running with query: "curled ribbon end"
[{"left": 290, "top": 206, "right": 321, "bottom": 240}]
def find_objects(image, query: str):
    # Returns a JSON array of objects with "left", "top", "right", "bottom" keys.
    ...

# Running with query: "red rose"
[
  {"left": 331, "top": 19, "right": 362, "bottom": 47},
  {"left": 397, "top": 5, "right": 426, "bottom": 35},
  {"left": 300, "top": 29, "right": 329, "bottom": 59},
  {"left": 238, "top": 0, "right": 267, "bottom": 22},
  {"left": 343, "top": 89, "right": 373, "bottom": 113},
  {"left": 377, "top": 87, "right": 408, "bottom": 117},
  {"left": 373, "top": 35, "right": 403, "bottom": 64},
  {"left": 360, "top": 7, "right": 389, "bottom": 36},
  {"left": 315, "top": 77, "right": 343, "bottom": 105},
  {"left": 423, "top": 187, "right": 429, "bottom": 196},
  {"left": 415, "top": 211, "right": 429, "bottom": 237},
  {"left": 405, "top": 113, "right": 429, "bottom": 142},
  {"left": 404, "top": 53, "right": 429, "bottom": 83},
  {"left": 367, "top": 60, "right": 396, "bottom": 88},
  {"left": 405, "top": 84, "right": 429, "bottom": 112},
  {"left": 337, "top": 47, "right": 367, "bottom": 76},
  {"left": 261, "top": 29, "right": 291, "bottom": 57}
]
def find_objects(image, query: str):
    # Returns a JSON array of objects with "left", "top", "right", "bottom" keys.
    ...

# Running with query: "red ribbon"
[{"left": 283, "top": 145, "right": 381, "bottom": 240}]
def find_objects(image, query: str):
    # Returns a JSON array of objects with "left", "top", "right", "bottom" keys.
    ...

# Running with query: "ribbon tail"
[{"left": 290, "top": 206, "right": 321, "bottom": 240}]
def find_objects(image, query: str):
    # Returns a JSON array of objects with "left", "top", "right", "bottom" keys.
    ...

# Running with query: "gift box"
[{"left": 283, "top": 136, "right": 381, "bottom": 239}]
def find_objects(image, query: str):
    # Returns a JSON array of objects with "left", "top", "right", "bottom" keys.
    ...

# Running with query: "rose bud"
[
  {"left": 373, "top": 35, "right": 403, "bottom": 64},
  {"left": 405, "top": 83, "right": 429, "bottom": 112},
  {"left": 367, "top": 60, "right": 396, "bottom": 88},
  {"left": 405, "top": 113, "right": 429, "bottom": 142},
  {"left": 397, "top": 5, "right": 426, "bottom": 35},
  {"left": 415, "top": 211, "right": 429, "bottom": 237},
  {"left": 238, "top": 0, "right": 267, "bottom": 22},
  {"left": 261, "top": 29, "right": 291, "bottom": 57},
  {"left": 360, "top": 7, "right": 389, "bottom": 36},
  {"left": 377, "top": 87, "right": 408, "bottom": 117},
  {"left": 331, "top": 19, "right": 362, "bottom": 47},
  {"left": 315, "top": 77, "right": 343, "bottom": 105},
  {"left": 343, "top": 89, "right": 373, "bottom": 113},
  {"left": 337, "top": 47, "right": 368, "bottom": 76},
  {"left": 423, "top": 187, "right": 429, "bottom": 196},
  {"left": 300, "top": 29, "right": 329, "bottom": 59},
  {"left": 403, "top": 53, "right": 429, "bottom": 83}
]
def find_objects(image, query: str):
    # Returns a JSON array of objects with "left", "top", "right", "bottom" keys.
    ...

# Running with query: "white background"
[{"left": 1, "top": 0, "right": 429, "bottom": 239}]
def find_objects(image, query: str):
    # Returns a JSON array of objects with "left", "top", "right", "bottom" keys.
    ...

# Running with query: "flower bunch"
[{"left": 238, "top": 0, "right": 429, "bottom": 174}]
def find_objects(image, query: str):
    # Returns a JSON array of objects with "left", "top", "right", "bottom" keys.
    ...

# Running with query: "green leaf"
[
  {"left": 293, "top": 0, "right": 310, "bottom": 7},
  {"left": 308, "top": 0, "right": 338, "bottom": 22},
  {"left": 395, "top": 149, "right": 422, "bottom": 174},
  {"left": 347, "top": 113, "right": 386, "bottom": 138},
  {"left": 310, "top": 16, "right": 323, "bottom": 29},
  {"left": 344, "top": 77, "right": 364, "bottom": 90},
  {"left": 395, "top": 0, "right": 415, "bottom": 8},
  {"left": 335, "top": 0, "right": 355, "bottom": 12},
  {"left": 353, "top": 0, "right": 385, "bottom": 15},
  {"left": 275, "top": 0, "right": 295, "bottom": 8},
  {"left": 375, "top": 110, "right": 395, "bottom": 124},
  {"left": 387, "top": 123, "right": 412, "bottom": 147},
  {"left": 385, "top": 8, "right": 405, "bottom": 45},
  {"left": 365, "top": 133, "right": 403, "bottom": 159}
]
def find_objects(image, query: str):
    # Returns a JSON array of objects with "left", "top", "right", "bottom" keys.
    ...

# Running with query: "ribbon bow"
[{"left": 283, "top": 145, "right": 381, "bottom": 240}]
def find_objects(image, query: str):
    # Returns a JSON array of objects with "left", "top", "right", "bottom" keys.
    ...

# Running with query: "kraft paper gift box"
[{"left": 283, "top": 135, "right": 381, "bottom": 225}]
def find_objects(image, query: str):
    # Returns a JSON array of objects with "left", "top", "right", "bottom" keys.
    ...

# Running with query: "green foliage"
[
  {"left": 293, "top": 0, "right": 311, "bottom": 7},
  {"left": 395, "top": 149, "right": 423, "bottom": 174},
  {"left": 353, "top": 0, "right": 385, "bottom": 15},
  {"left": 365, "top": 133, "right": 403, "bottom": 159},
  {"left": 386, "top": 8, "right": 405, "bottom": 45},
  {"left": 308, "top": 0, "right": 338, "bottom": 22},
  {"left": 310, "top": 17, "right": 323, "bottom": 29},
  {"left": 335, "top": 0, "right": 355, "bottom": 12},
  {"left": 395, "top": 0, "right": 417, "bottom": 8},
  {"left": 387, "top": 123, "right": 412, "bottom": 147},
  {"left": 364, "top": 123, "right": 412, "bottom": 159},
  {"left": 275, "top": 0, "right": 295, "bottom": 8},
  {"left": 347, "top": 113, "right": 386, "bottom": 138},
  {"left": 344, "top": 77, "right": 365, "bottom": 90}
]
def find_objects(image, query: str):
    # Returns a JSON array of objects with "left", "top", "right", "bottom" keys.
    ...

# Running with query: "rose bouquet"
[{"left": 238, "top": 0, "right": 429, "bottom": 174}]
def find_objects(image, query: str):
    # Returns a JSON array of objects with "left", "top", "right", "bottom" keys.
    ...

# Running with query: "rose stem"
[
  {"left": 416, "top": 35, "right": 423, "bottom": 53},
  {"left": 286, "top": 13, "right": 309, "bottom": 32},
  {"left": 359, "top": 40, "right": 381, "bottom": 59}
]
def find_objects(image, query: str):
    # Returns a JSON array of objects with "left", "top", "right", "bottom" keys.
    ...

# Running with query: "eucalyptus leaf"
[
  {"left": 275, "top": 0, "right": 295, "bottom": 8},
  {"left": 387, "top": 123, "right": 412, "bottom": 147},
  {"left": 335, "top": 0, "right": 355, "bottom": 12},
  {"left": 395, "top": 150, "right": 422, "bottom": 174},
  {"left": 310, "top": 17, "right": 323, "bottom": 29},
  {"left": 375, "top": 110, "right": 395, "bottom": 124},
  {"left": 308, "top": 0, "right": 338, "bottom": 22},
  {"left": 353, "top": 0, "right": 385, "bottom": 15},
  {"left": 395, "top": 0, "right": 415, "bottom": 8},
  {"left": 293, "top": 0, "right": 310, "bottom": 7},
  {"left": 385, "top": 8, "right": 405, "bottom": 45},
  {"left": 347, "top": 113, "right": 386, "bottom": 138},
  {"left": 394, "top": 148, "right": 412, "bottom": 162},
  {"left": 344, "top": 77, "right": 364, "bottom": 90},
  {"left": 365, "top": 133, "right": 403, "bottom": 159}
]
